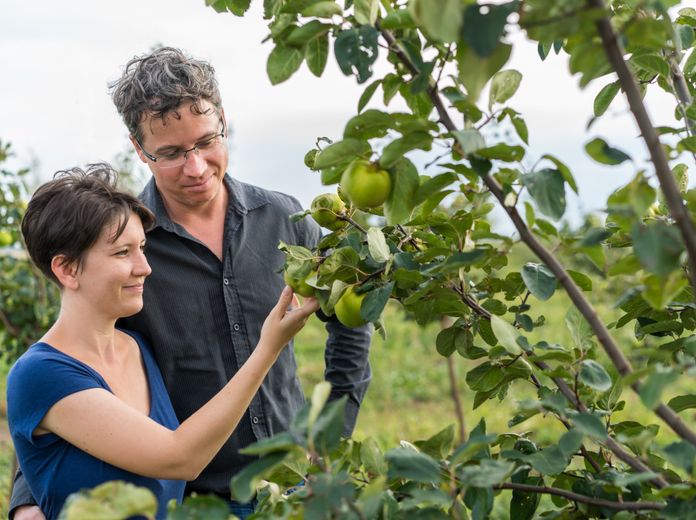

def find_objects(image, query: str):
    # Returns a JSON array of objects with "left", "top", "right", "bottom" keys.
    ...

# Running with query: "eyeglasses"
[{"left": 135, "top": 119, "right": 227, "bottom": 169}]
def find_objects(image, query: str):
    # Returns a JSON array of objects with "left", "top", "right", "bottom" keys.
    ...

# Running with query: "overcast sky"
[{"left": 2, "top": 0, "right": 695, "bottom": 227}]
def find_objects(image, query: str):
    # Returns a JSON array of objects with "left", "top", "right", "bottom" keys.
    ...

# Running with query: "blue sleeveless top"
[{"left": 7, "top": 330, "right": 185, "bottom": 520}]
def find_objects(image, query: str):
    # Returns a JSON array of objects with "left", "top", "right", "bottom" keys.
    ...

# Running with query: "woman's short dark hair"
[{"left": 21, "top": 163, "right": 155, "bottom": 286}]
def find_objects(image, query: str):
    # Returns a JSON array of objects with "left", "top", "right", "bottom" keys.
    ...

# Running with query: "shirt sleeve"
[
  {"left": 7, "top": 349, "right": 103, "bottom": 446},
  {"left": 8, "top": 468, "right": 37, "bottom": 519},
  {"left": 295, "top": 196, "right": 374, "bottom": 436}
]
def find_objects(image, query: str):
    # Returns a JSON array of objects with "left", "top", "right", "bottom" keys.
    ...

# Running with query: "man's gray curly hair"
[{"left": 110, "top": 47, "right": 222, "bottom": 143}]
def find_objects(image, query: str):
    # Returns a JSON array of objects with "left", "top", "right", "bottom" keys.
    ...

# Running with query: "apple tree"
[{"left": 200, "top": 0, "right": 696, "bottom": 518}]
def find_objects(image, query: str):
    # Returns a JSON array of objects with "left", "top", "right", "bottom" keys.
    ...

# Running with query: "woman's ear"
[{"left": 51, "top": 255, "right": 79, "bottom": 290}]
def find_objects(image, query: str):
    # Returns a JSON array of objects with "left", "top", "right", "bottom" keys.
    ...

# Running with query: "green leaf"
[
  {"left": 522, "top": 168, "right": 566, "bottom": 221},
  {"left": 476, "top": 143, "right": 524, "bottom": 162},
  {"left": 408, "top": 0, "right": 463, "bottom": 43},
  {"left": 61, "top": 482, "right": 158, "bottom": 520},
  {"left": 679, "top": 136, "right": 696, "bottom": 153},
  {"left": 489, "top": 69, "right": 522, "bottom": 109},
  {"left": 453, "top": 128, "right": 486, "bottom": 155},
  {"left": 466, "top": 361, "right": 506, "bottom": 392},
  {"left": 380, "top": 9, "right": 415, "bottom": 30},
  {"left": 593, "top": 81, "right": 620, "bottom": 117},
  {"left": 239, "top": 432, "right": 296, "bottom": 455},
  {"left": 267, "top": 45, "right": 304, "bottom": 85},
  {"left": 632, "top": 222, "right": 685, "bottom": 277},
  {"left": 540, "top": 154, "right": 577, "bottom": 193},
  {"left": 663, "top": 442, "right": 696, "bottom": 473},
  {"left": 286, "top": 20, "right": 331, "bottom": 46},
  {"left": 414, "top": 424, "right": 456, "bottom": 459},
  {"left": 632, "top": 54, "right": 670, "bottom": 78},
  {"left": 579, "top": 360, "right": 612, "bottom": 392},
  {"left": 379, "top": 132, "right": 433, "bottom": 168},
  {"left": 526, "top": 445, "right": 569, "bottom": 475},
  {"left": 585, "top": 137, "right": 631, "bottom": 166},
  {"left": 639, "top": 367, "right": 674, "bottom": 409},
  {"left": 462, "top": 2, "right": 518, "bottom": 57},
  {"left": 168, "top": 494, "right": 230, "bottom": 520},
  {"left": 354, "top": 0, "right": 379, "bottom": 24},
  {"left": 386, "top": 447, "right": 441, "bottom": 483},
  {"left": 423, "top": 250, "right": 486, "bottom": 275},
  {"left": 521, "top": 263, "right": 556, "bottom": 301},
  {"left": 437, "top": 326, "right": 472, "bottom": 357},
  {"left": 384, "top": 158, "right": 420, "bottom": 225},
  {"left": 344, "top": 109, "right": 392, "bottom": 140},
  {"left": 668, "top": 394, "right": 696, "bottom": 413},
  {"left": 572, "top": 412, "right": 607, "bottom": 439},
  {"left": 313, "top": 139, "right": 370, "bottom": 169},
  {"left": 565, "top": 307, "right": 594, "bottom": 351},
  {"left": 207, "top": 0, "right": 251, "bottom": 16},
  {"left": 567, "top": 270, "right": 592, "bottom": 291},
  {"left": 357, "top": 80, "right": 381, "bottom": 113},
  {"left": 510, "top": 113, "right": 529, "bottom": 144},
  {"left": 230, "top": 452, "right": 288, "bottom": 503},
  {"left": 301, "top": 0, "right": 342, "bottom": 17},
  {"left": 414, "top": 172, "right": 457, "bottom": 206},
  {"left": 306, "top": 33, "right": 329, "bottom": 77},
  {"left": 558, "top": 429, "right": 584, "bottom": 459},
  {"left": 334, "top": 26, "right": 379, "bottom": 84},
  {"left": 361, "top": 282, "right": 394, "bottom": 323},
  {"left": 360, "top": 437, "right": 387, "bottom": 475},
  {"left": 367, "top": 227, "right": 390, "bottom": 263},
  {"left": 459, "top": 459, "right": 516, "bottom": 487},
  {"left": 490, "top": 315, "right": 523, "bottom": 355},
  {"left": 457, "top": 42, "right": 512, "bottom": 102},
  {"left": 308, "top": 381, "right": 332, "bottom": 430},
  {"left": 310, "top": 397, "right": 346, "bottom": 454}
]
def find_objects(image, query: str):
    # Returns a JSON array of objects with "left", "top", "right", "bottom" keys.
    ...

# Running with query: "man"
[{"left": 10, "top": 47, "right": 372, "bottom": 519}]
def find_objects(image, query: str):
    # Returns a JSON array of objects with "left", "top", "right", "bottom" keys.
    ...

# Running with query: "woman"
[{"left": 7, "top": 164, "right": 319, "bottom": 519}]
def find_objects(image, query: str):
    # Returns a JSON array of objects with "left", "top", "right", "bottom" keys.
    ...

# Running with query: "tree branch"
[
  {"left": 494, "top": 482, "right": 665, "bottom": 511},
  {"left": 589, "top": 0, "right": 696, "bottom": 448}
]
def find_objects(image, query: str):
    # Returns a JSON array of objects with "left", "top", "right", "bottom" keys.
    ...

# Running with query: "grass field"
[{"left": 0, "top": 266, "right": 692, "bottom": 517}]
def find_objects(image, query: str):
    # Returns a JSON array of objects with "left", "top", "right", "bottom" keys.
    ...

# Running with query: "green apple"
[
  {"left": 334, "top": 286, "right": 367, "bottom": 327},
  {"left": 340, "top": 159, "right": 392, "bottom": 208},
  {"left": 310, "top": 193, "right": 347, "bottom": 231},
  {"left": 0, "top": 230, "right": 12, "bottom": 247},
  {"left": 284, "top": 269, "right": 316, "bottom": 297}
]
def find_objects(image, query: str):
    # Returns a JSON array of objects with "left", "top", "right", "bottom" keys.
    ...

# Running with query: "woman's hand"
[{"left": 259, "top": 286, "right": 320, "bottom": 352}]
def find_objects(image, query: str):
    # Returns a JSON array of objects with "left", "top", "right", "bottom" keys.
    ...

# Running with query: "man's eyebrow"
[{"left": 153, "top": 128, "right": 219, "bottom": 155}]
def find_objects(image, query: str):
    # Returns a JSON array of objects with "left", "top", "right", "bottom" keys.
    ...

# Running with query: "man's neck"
[{"left": 161, "top": 185, "right": 229, "bottom": 260}]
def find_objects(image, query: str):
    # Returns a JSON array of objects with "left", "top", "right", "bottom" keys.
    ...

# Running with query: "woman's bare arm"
[{"left": 40, "top": 288, "right": 318, "bottom": 480}]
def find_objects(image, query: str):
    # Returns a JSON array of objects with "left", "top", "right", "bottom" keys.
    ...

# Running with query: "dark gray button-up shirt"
[
  {"left": 121, "top": 175, "right": 372, "bottom": 495},
  {"left": 9, "top": 175, "right": 372, "bottom": 513}
]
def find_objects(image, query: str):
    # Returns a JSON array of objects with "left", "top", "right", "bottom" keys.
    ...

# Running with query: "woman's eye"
[{"left": 115, "top": 249, "right": 129, "bottom": 256}]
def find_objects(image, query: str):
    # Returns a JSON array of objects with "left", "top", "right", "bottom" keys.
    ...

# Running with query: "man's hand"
[{"left": 12, "top": 505, "right": 46, "bottom": 520}]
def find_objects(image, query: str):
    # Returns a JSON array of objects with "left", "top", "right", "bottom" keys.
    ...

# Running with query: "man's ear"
[
  {"left": 51, "top": 255, "right": 79, "bottom": 290},
  {"left": 129, "top": 135, "right": 148, "bottom": 164}
]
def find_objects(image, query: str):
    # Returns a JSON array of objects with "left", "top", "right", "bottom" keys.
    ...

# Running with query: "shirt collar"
[{"left": 139, "top": 174, "right": 271, "bottom": 231}]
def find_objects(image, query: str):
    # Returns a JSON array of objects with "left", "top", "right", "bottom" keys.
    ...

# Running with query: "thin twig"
[{"left": 494, "top": 483, "right": 664, "bottom": 511}]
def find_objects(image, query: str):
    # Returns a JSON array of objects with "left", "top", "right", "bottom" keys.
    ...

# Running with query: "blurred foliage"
[{"left": 0, "top": 141, "right": 59, "bottom": 363}]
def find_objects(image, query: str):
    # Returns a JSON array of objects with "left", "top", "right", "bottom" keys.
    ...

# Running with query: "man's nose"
[{"left": 182, "top": 148, "right": 207, "bottom": 176}]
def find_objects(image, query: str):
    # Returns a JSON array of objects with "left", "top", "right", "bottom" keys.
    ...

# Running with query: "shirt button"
[
  {"left": 252, "top": 416, "right": 260, "bottom": 424},
  {"left": 223, "top": 278, "right": 229, "bottom": 285},
  {"left": 233, "top": 323, "right": 241, "bottom": 332}
]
